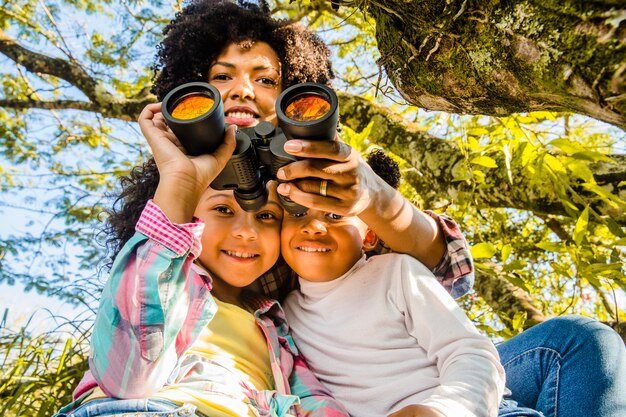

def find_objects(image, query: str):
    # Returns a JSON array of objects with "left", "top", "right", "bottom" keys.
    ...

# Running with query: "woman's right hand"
[{"left": 138, "top": 102, "right": 236, "bottom": 223}]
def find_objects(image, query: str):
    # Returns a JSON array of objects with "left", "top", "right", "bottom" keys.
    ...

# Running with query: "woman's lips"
[{"left": 225, "top": 108, "right": 259, "bottom": 127}]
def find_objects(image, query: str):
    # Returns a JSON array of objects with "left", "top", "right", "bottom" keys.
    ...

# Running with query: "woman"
[{"left": 61, "top": 1, "right": 625, "bottom": 416}]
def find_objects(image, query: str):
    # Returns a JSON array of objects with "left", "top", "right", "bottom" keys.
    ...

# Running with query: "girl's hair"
[{"left": 104, "top": 0, "right": 334, "bottom": 268}]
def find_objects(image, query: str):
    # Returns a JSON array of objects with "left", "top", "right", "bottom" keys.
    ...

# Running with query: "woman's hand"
[
  {"left": 138, "top": 102, "right": 236, "bottom": 222},
  {"left": 276, "top": 138, "right": 446, "bottom": 269},
  {"left": 275, "top": 139, "right": 383, "bottom": 217},
  {"left": 387, "top": 405, "right": 446, "bottom": 417}
]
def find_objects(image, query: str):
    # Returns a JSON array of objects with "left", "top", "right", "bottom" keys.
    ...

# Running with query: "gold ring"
[{"left": 319, "top": 179, "right": 328, "bottom": 197}]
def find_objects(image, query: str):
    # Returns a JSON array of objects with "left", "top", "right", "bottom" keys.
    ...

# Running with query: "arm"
[
  {"left": 90, "top": 103, "right": 237, "bottom": 397},
  {"left": 89, "top": 201, "right": 215, "bottom": 398},
  {"left": 275, "top": 139, "right": 474, "bottom": 296},
  {"left": 397, "top": 257, "right": 504, "bottom": 417}
]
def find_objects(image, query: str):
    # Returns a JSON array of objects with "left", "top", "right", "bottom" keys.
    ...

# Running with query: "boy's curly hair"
[
  {"left": 104, "top": 0, "right": 334, "bottom": 268},
  {"left": 366, "top": 148, "right": 401, "bottom": 190}
]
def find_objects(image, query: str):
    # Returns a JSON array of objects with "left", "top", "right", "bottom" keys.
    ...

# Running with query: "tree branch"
[
  {"left": 0, "top": 29, "right": 155, "bottom": 119},
  {"left": 0, "top": 29, "right": 100, "bottom": 102},
  {"left": 338, "top": 92, "right": 626, "bottom": 225},
  {"left": 356, "top": 0, "right": 626, "bottom": 130}
]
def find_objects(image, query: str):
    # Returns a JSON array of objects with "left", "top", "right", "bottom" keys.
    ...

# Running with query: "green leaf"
[
  {"left": 501, "top": 244, "right": 512, "bottom": 262},
  {"left": 582, "top": 263, "right": 624, "bottom": 274},
  {"left": 571, "top": 151, "right": 615, "bottom": 163},
  {"left": 511, "top": 311, "right": 527, "bottom": 330},
  {"left": 471, "top": 242, "right": 497, "bottom": 259},
  {"left": 566, "top": 160, "right": 595, "bottom": 183},
  {"left": 470, "top": 155, "right": 498, "bottom": 168},
  {"left": 573, "top": 205, "right": 589, "bottom": 246},
  {"left": 543, "top": 153, "right": 566, "bottom": 173},
  {"left": 503, "top": 259, "right": 527, "bottom": 272},
  {"left": 549, "top": 138, "right": 584, "bottom": 154},
  {"left": 535, "top": 241, "right": 565, "bottom": 252}
]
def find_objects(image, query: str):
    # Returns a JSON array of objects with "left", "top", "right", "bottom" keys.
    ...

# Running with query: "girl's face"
[
  {"left": 194, "top": 183, "right": 283, "bottom": 299},
  {"left": 209, "top": 41, "right": 282, "bottom": 128}
]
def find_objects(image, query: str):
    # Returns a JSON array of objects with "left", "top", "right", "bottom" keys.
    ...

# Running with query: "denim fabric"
[
  {"left": 53, "top": 398, "right": 201, "bottom": 417},
  {"left": 496, "top": 316, "right": 626, "bottom": 417}
]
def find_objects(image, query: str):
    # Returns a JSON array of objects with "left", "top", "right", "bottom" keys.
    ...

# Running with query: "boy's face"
[
  {"left": 194, "top": 183, "right": 282, "bottom": 289},
  {"left": 281, "top": 209, "right": 369, "bottom": 282}
]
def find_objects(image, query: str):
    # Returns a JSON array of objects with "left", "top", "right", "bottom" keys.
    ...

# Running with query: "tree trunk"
[{"left": 358, "top": 0, "right": 626, "bottom": 130}]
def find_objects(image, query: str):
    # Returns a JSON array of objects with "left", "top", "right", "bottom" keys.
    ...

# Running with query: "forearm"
[
  {"left": 153, "top": 175, "right": 205, "bottom": 224},
  {"left": 359, "top": 179, "right": 446, "bottom": 270}
]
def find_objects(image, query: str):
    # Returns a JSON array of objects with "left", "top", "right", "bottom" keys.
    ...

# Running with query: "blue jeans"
[
  {"left": 497, "top": 315, "right": 626, "bottom": 417},
  {"left": 53, "top": 398, "right": 202, "bottom": 417}
]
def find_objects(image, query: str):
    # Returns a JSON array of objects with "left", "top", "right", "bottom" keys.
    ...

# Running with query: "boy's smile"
[{"left": 281, "top": 209, "right": 372, "bottom": 282}]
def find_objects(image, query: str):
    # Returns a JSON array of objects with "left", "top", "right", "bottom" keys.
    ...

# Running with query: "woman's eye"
[
  {"left": 215, "top": 206, "right": 233, "bottom": 214},
  {"left": 211, "top": 74, "right": 230, "bottom": 81},
  {"left": 327, "top": 213, "right": 343, "bottom": 220},
  {"left": 259, "top": 77, "right": 277, "bottom": 86}
]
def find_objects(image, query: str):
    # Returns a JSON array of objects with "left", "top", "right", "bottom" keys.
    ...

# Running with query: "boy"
[{"left": 281, "top": 152, "right": 505, "bottom": 417}]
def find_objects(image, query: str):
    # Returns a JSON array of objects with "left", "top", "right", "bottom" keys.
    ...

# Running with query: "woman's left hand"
[{"left": 275, "top": 139, "right": 384, "bottom": 216}]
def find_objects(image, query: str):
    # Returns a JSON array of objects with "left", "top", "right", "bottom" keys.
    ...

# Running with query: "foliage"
[
  {"left": 0, "top": 0, "right": 624, "bottom": 414},
  {"left": 0, "top": 309, "right": 91, "bottom": 416}
]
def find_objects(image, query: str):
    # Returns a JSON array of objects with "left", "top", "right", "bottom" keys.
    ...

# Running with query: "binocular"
[{"left": 161, "top": 81, "right": 339, "bottom": 214}]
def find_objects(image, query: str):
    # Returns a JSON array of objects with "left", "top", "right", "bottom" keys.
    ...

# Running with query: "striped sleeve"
[{"left": 89, "top": 201, "right": 216, "bottom": 399}]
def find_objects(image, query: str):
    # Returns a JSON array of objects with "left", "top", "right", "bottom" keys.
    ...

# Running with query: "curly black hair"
[
  {"left": 366, "top": 148, "right": 401, "bottom": 190},
  {"left": 152, "top": 0, "right": 334, "bottom": 99},
  {"left": 104, "top": 0, "right": 335, "bottom": 268}
]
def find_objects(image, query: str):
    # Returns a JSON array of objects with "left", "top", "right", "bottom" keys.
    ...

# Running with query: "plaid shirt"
[
  {"left": 75, "top": 200, "right": 348, "bottom": 417},
  {"left": 253, "top": 210, "right": 474, "bottom": 301}
]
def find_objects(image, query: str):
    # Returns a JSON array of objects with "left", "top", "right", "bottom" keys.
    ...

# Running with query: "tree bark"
[
  {"left": 338, "top": 92, "right": 626, "bottom": 225},
  {"left": 357, "top": 0, "right": 626, "bottom": 130}
]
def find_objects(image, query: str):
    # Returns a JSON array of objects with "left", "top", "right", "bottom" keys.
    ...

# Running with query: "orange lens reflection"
[
  {"left": 285, "top": 95, "right": 330, "bottom": 122},
  {"left": 171, "top": 94, "right": 215, "bottom": 120}
]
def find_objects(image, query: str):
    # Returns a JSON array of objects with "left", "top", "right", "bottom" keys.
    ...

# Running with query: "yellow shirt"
[{"left": 87, "top": 299, "right": 274, "bottom": 417}]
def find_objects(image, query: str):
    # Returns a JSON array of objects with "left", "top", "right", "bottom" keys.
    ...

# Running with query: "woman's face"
[{"left": 209, "top": 41, "right": 282, "bottom": 128}]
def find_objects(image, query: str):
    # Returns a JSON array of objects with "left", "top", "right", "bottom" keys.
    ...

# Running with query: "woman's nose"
[{"left": 229, "top": 76, "right": 255, "bottom": 100}]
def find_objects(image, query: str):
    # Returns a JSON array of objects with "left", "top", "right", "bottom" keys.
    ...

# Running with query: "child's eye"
[
  {"left": 257, "top": 211, "right": 278, "bottom": 221},
  {"left": 289, "top": 211, "right": 308, "bottom": 218},
  {"left": 326, "top": 213, "right": 343, "bottom": 220},
  {"left": 214, "top": 205, "right": 233, "bottom": 215}
]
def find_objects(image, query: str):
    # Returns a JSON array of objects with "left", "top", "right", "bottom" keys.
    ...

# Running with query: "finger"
[
  {"left": 277, "top": 182, "right": 352, "bottom": 215},
  {"left": 210, "top": 125, "right": 237, "bottom": 170},
  {"left": 289, "top": 178, "right": 334, "bottom": 197},
  {"left": 283, "top": 138, "right": 352, "bottom": 161},
  {"left": 277, "top": 158, "right": 356, "bottom": 185}
]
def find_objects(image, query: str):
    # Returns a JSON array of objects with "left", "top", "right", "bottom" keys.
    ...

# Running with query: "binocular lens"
[
  {"left": 284, "top": 94, "right": 331, "bottom": 122},
  {"left": 170, "top": 93, "right": 215, "bottom": 120}
]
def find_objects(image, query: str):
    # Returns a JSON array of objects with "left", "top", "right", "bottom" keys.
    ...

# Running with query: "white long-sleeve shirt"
[{"left": 283, "top": 253, "right": 505, "bottom": 417}]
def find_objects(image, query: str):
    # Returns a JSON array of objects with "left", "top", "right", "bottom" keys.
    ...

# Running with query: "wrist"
[{"left": 154, "top": 174, "right": 207, "bottom": 223}]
